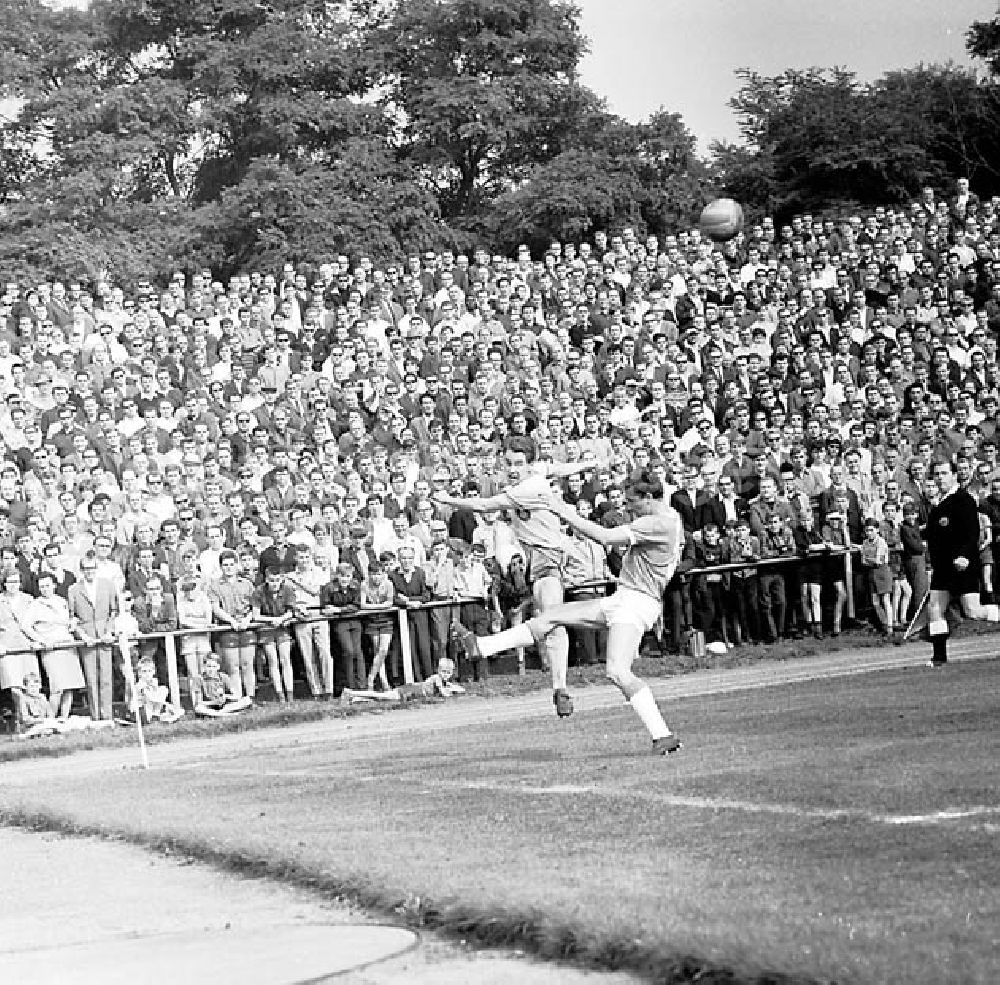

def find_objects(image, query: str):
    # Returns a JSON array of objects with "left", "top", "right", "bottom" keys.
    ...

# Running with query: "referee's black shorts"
[{"left": 929, "top": 563, "right": 981, "bottom": 596}]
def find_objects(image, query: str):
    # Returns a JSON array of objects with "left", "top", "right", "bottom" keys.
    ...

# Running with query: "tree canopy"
[
  {"left": 0, "top": 0, "right": 713, "bottom": 285},
  {"left": 713, "top": 18, "right": 1000, "bottom": 222},
  {"left": 4, "top": 2, "right": 1000, "bottom": 284}
]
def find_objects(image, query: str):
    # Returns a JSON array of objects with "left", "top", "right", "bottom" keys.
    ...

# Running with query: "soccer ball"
[{"left": 699, "top": 198, "right": 744, "bottom": 242}]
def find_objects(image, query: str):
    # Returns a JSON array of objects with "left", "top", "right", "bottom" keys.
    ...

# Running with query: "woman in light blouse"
[{"left": 28, "top": 570, "right": 86, "bottom": 719}]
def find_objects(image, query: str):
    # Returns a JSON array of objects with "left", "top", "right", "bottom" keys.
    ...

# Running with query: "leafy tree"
[
  {"left": 203, "top": 141, "right": 445, "bottom": 272},
  {"left": 714, "top": 64, "right": 1000, "bottom": 221},
  {"left": 0, "top": 0, "right": 713, "bottom": 280},
  {"left": 374, "top": 0, "right": 594, "bottom": 222},
  {"left": 487, "top": 108, "right": 716, "bottom": 253},
  {"left": 487, "top": 150, "right": 644, "bottom": 251}
]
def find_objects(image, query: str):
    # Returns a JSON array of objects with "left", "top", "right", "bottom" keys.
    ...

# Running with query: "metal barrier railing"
[{"left": 1, "top": 547, "right": 860, "bottom": 709}]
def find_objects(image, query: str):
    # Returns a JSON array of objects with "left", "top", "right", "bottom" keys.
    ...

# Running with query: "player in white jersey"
[
  {"left": 452, "top": 473, "right": 685, "bottom": 754},
  {"left": 435, "top": 438, "right": 602, "bottom": 718}
]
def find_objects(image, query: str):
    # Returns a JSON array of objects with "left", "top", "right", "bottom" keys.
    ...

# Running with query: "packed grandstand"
[{"left": 2, "top": 176, "right": 999, "bottom": 729}]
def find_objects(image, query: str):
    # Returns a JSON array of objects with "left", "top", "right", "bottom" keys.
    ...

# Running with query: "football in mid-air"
[{"left": 699, "top": 197, "right": 744, "bottom": 242}]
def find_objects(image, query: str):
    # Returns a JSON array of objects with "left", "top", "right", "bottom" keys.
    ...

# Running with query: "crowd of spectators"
[{"left": 2, "top": 174, "right": 1000, "bottom": 729}]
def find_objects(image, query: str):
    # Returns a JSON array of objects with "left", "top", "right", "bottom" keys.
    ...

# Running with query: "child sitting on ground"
[
  {"left": 126, "top": 655, "right": 185, "bottom": 724},
  {"left": 14, "top": 672, "right": 66, "bottom": 739},
  {"left": 191, "top": 652, "right": 254, "bottom": 717},
  {"left": 340, "top": 656, "right": 465, "bottom": 705}
]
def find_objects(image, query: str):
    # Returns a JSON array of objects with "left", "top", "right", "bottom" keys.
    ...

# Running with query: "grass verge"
[{"left": 0, "top": 804, "right": 832, "bottom": 985}]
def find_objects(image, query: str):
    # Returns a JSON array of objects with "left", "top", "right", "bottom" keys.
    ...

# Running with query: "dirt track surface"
[{"left": 0, "top": 827, "right": 640, "bottom": 985}]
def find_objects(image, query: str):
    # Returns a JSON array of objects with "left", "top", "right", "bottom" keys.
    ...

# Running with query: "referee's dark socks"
[{"left": 928, "top": 618, "right": 949, "bottom": 664}]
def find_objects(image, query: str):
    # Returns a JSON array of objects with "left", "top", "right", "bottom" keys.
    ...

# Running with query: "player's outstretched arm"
[
  {"left": 551, "top": 499, "right": 633, "bottom": 547},
  {"left": 434, "top": 491, "right": 515, "bottom": 513},
  {"left": 545, "top": 456, "right": 604, "bottom": 479}
]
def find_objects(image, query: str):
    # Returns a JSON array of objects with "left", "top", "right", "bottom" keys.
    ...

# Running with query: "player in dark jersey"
[
  {"left": 453, "top": 474, "right": 685, "bottom": 755},
  {"left": 925, "top": 459, "right": 999, "bottom": 666}
]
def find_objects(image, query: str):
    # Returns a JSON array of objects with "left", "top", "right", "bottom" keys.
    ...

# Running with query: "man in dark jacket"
[{"left": 924, "top": 459, "right": 1000, "bottom": 666}]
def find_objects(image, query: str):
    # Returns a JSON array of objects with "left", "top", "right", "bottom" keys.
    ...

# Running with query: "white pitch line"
[
  {"left": 158, "top": 763, "right": 1000, "bottom": 832},
  {"left": 392, "top": 777, "right": 1000, "bottom": 831}
]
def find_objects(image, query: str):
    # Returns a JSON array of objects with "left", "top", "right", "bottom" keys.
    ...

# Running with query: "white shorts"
[{"left": 599, "top": 588, "right": 662, "bottom": 632}]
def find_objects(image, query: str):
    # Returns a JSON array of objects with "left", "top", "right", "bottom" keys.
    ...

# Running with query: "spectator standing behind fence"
[
  {"left": 207, "top": 549, "right": 256, "bottom": 700},
  {"left": 861, "top": 518, "right": 894, "bottom": 638},
  {"left": 819, "top": 511, "right": 850, "bottom": 637},
  {"left": 900, "top": 502, "right": 928, "bottom": 607},
  {"left": 250, "top": 568, "right": 296, "bottom": 703},
  {"left": 175, "top": 578, "right": 214, "bottom": 681},
  {"left": 453, "top": 543, "right": 492, "bottom": 682},
  {"left": 424, "top": 537, "right": 456, "bottom": 662},
  {"left": 794, "top": 510, "right": 829, "bottom": 639},
  {"left": 135, "top": 575, "right": 178, "bottom": 673},
  {"left": 759, "top": 513, "right": 796, "bottom": 643},
  {"left": 692, "top": 522, "right": 732, "bottom": 648},
  {"left": 0, "top": 571, "right": 40, "bottom": 693},
  {"left": 882, "top": 503, "right": 913, "bottom": 632},
  {"left": 284, "top": 544, "right": 331, "bottom": 698},
  {"left": 390, "top": 545, "right": 433, "bottom": 682},
  {"left": 360, "top": 560, "right": 394, "bottom": 691},
  {"left": 26, "top": 570, "right": 85, "bottom": 720},
  {"left": 321, "top": 563, "right": 365, "bottom": 692},
  {"left": 67, "top": 552, "right": 117, "bottom": 721},
  {"left": 728, "top": 518, "right": 761, "bottom": 645}
]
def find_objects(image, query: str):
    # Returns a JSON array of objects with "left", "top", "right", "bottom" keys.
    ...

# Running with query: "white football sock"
[
  {"left": 478, "top": 622, "right": 534, "bottom": 658},
  {"left": 629, "top": 686, "right": 670, "bottom": 740}
]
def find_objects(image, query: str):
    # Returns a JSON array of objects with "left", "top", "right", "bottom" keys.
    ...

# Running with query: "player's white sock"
[
  {"left": 478, "top": 623, "right": 534, "bottom": 658},
  {"left": 629, "top": 686, "right": 670, "bottom": 741},
  {"left": 547, "top": 626, "right": 569, "bottom": 691}
]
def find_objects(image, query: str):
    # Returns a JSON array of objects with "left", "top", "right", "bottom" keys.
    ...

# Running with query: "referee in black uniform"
[{"left": 925, "top": 459, "right": 999, "bottom": 666}]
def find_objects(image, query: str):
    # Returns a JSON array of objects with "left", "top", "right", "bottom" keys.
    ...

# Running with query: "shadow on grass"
[{"left": 0, "top": 805, "right": 834, "bottom": 985}]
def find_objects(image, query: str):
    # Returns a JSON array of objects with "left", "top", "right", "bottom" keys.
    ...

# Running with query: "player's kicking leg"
[
  {"left": 532, "top": 573, "right": 573, "bottom": 717},
  {"left": 454, "top": 597, "right": 680, "bottom": 754},
  {"left": 455, "top": 570, "right": 572, "bottom": 716}
]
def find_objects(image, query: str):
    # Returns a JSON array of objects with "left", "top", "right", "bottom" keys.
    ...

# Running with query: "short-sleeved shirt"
[
  {"left": 207, "top": 576, "right": 254, "bottom": 619},
  {"left": 504, "top": 470, "right": 563, "bottom": 554},
  {"left": 617, "top": 508, "right": 683, "bottom": 600},
  {"left": 196, "top": 671, "right": 234, "bottom": 705}
]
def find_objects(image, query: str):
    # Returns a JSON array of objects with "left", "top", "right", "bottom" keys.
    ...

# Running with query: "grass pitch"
[{"left": 2, "top": 653, "right": 999, "bottom": 985}]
